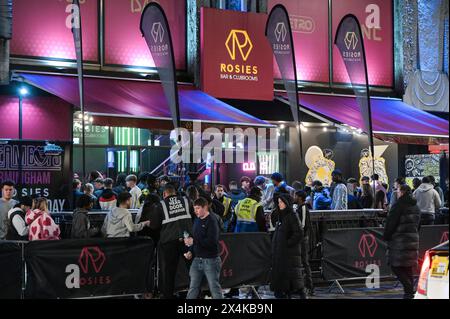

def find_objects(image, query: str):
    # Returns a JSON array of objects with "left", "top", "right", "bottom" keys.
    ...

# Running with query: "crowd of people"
[{"left": 0, "top": 168, "right": 449, "bottom": 299}]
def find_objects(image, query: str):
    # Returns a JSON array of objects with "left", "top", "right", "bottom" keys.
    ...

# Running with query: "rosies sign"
[
  {"left": 65, "top": 246, "right": 112, "bottom": 289},
  {"left": 201, "top": 8, "right": 273, "bottom": 101}
]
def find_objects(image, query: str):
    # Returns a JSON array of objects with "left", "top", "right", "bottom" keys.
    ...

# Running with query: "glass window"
[
  {"left": 114, "top": 127, "right": 151, "bottom": 146},
  {"left": 73, "top": 123, "right": 109, "bottom": 145}
]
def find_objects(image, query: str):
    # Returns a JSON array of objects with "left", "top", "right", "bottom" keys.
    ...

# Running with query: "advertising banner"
[
  {"left": 24, "top": 238, "right": 154, "bottom": 299},
  {"left": 0, "top": 242, "right": 23, "bottom": 299},
  {"left": 332, "top": 0, "right": 393, "bottom": 87},
  {"left": 11, "top": 0, "right": 99, "bottom": 62},
  {"left": 419, "top": 225, "right": 449, "bottom": 259},
  {"left": 105, "top": 0, "right": 186, "bottom": 70},
  {"left": 322, "top": 228, "right": 391, "bottom": 281},
  {"left": 140, "top": 2, "right": 180, "bottom": 129},
  {"left": 335, "top": 14, "right": 375, "bottom": 176},
  {"left": 266, "top": 4, "right": 303, "bottom": 159},
  {"left": 0, "top": 140, "right": 71, "bottom": 212},
  {"left": 201, "top": 8, "right": 273, "bottom": 101},
  {"left": 175, "top": 233, "right": 272, "bottom": 290},
  {"left": 268, "top": 0, "right": 329, "bottom": 83}
]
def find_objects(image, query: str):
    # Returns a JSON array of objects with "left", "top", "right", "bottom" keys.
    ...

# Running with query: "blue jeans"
[{"left": 187, "top": 257, "right": 223, "bottom": 299}]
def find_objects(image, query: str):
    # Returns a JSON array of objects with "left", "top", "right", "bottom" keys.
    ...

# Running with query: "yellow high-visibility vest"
[{"left": 235, "top": 198, "right": 261, "bottom": 223}]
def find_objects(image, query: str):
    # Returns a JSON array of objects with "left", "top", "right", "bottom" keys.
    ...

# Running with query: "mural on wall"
[
  {"left": 358, "top": 145, "right": 389, "bottom": 188},
  {"left": 404, "top": 0, "right": 449, "bottom": 112},
  {"left": 405, "top": 154, "right": 441, "bottom": 186},
  {"left": 305, "top": 146, "right": 335, "bottom": 187}
]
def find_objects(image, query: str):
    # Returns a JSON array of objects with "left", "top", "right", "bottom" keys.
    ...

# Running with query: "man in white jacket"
[
  {"left": 102, "top": 192, "right": 150, "bottom": 238},
  {"left": 126, "top": 175, "right": 142, "bottom": 210},
  {"left": 413, "top": 176, "right": 442, "bottom": 225}
]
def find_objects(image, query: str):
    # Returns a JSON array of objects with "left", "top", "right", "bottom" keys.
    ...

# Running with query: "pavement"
[{"left": 226, "top": 282, "right": 405, "bottom": 299}]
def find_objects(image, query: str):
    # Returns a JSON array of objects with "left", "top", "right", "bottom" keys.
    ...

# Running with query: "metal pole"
[{"left": 18, "top": 95, "right": 23, "bottom": 197}]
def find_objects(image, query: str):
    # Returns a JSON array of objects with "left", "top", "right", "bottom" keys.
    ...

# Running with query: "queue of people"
[{"left": 1, "top": 168, "right": 448, "bottom": 300}]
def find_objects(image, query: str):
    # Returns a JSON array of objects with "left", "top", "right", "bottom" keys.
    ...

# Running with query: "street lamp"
[
  {"left": 18, "top": 86, "right": 29, "bottom": 140},
  {"left": 17, "top": 86, "right": 29, "bottom": 200}
]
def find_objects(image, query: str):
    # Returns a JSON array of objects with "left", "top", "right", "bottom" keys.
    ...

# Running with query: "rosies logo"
[
  {"left": 149, "top": 21, "right": 168, "bottom": 57},
  {"left": 342, "top": 31, "right": 361, "bottom": 62},
  {"left": 65, "top": 246, "right": 112, "bottom": 289},
  {"left": 151, "top": 22, "right": 165, "bottom": 43},
  {"left": 220, "top": 29, "right": 258, "bottom": 82},
  {"left": 441, "top": 231, "right": 449, "bottom": 244},
  {"left": 358, "top": 234, "right": 378, "bottom": 257},
  {"left": 344, "top": 32, "right": 359, "bottom": 51},
  {"left": 354, "top": 233, "right": 381, "bottom": 269},
  {"left": 219, "top": 240, "right": 232, "bottom": 277},
  {"left": 272, "top": 22, "right": 291, "bottom": 54},
  {"left": 225, "top": 30, "right": 253, "bottom": 62}
]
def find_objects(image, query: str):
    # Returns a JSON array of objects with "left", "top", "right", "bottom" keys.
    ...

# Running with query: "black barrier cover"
[
  {"left": 0, "top": 242, "right": 23, "bottom": 299},
  {"left": 24, "top": 237, "right": 154, "bottom": 298},
  {"left": 322, "top": 228, "right": 391, "bottom": 281},
  {"left": 175, "top": 233, "right": 272, "bottom": 290},
  {"left": 419, "top": 225, "right": 449, "bottom": 259}
]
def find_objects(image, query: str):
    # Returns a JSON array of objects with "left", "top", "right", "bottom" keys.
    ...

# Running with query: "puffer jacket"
[
  {"left": 270, "top": 206, "right": 304, "bottom": 293},
  {"left": 413, "top": 183, "right": 442, "bottom": 215},
  {"left": 101, "top": 207, "right": 145, "bottom": 238},
  {"left": 384, "top": 195, "right": 420, "bottom": 267}
]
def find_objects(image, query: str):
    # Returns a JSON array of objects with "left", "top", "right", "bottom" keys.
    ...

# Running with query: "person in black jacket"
[
  {"left": 383, "top": 184, "right": 420, "bottom": 299},
  {"left": 270, "top": 193, "right": 306, "bottom": 299},
  {"left": 148, "top": 184, "right": 194, "bottom": 299},
  {"left": 71, "top": 195, "right": 99, "bottom": 239}
]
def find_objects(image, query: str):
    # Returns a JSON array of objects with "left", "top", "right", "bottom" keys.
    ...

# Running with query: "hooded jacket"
[
  {"left": 71, "top": 208, "right": 99, "bottom": 239},
  {"left": 99, "top": 189, "right": 117, "bottom": 211},
  {"left": 101, "top": 207, "right": 145, "bottom": 238},
  {"left": 413, "top": 183, "right": 442, "bottom": 215}
]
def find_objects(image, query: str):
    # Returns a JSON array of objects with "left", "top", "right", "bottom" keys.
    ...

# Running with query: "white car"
[{"left": 415, "top": 241, "right": 449, "bottom": 299}]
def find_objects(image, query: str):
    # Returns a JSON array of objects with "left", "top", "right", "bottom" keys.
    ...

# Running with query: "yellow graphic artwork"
[
  {"left": 359, "top": 156, "right": 389, "bottom": 189},
  {"left": 305, "top": 146, "right": 335, "bottom": 187}
]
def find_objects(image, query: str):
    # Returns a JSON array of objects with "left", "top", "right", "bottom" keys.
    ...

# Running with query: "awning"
[
  {"left": 16, "top": 72, "right": 272, "bottom": 127},
  {"left": 279, "top": 93, "right": 449, "bottom": 144}
]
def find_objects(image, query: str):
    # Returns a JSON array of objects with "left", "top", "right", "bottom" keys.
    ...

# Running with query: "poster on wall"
[
  {"left": 0, "top": 141, "right": 71, "bottom": 212},
  {"left": 405, "top": 154, "right": 441, "bottom": 186},
  {"left": 332, "top": 0, "right": 394, "bottom": 87},
  {"left": 267, "top": 0, "right": 329, "bottom": 83},
  {"left": 200, "top": 8, "right": 273, "bottom": 101},
  {"left": 304, "top": 146, "right": 335, "bottom": 187},
  {"left": 104, "top": 0, "right": 186, "bottom": 70},
  {"left": 11, "top": 0, "right": 99, "bottom": 62}
]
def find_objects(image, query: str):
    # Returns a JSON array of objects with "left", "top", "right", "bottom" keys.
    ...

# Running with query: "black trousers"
[
  {"left": 391, "top": 266, "right": 416, "bottom": 299},
  {"left": 301, "top": 236, "right": 313, "bottom": 290},
  {"left": 420, "top": 214, "right": 435, "bottom": 226},
  {"left": 158, "top": 239, "right": 189, "bottom": 299}
]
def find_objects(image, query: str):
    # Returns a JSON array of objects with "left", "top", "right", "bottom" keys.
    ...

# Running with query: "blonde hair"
[
  {"left": 84, "top": 183, "right": 94, "bottom": 195},
  {"left": 35, "top": 197, "right": 48, "bottom": 212}
]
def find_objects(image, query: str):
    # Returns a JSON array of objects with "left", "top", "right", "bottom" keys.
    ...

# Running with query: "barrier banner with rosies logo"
[
  {"left": 200, "top": 8, "right": 273, "bottom": 101},
  {"left": 175, "top": 233, "right": 272, "bottom": 290},
  {"left": 0, "top": 242, "right": 23, "bottom": 299},
  {"left": 24, "top": 238, "right": 154, "bottom": 298},
  {"left": 322, "top": 228, "right": 391, "bottom": 281},
  {"left": 418, "top": 225, "right": 449, "bottom": 259}
]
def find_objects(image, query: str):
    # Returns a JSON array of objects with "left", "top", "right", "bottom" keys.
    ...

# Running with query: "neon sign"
[{"left": 243, "top": 162, "right": 256, "bottom": 172}]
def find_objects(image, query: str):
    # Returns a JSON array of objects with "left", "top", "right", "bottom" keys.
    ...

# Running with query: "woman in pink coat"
[{"left": 25, "top": 198, "right": 60, "bottom": 241}]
